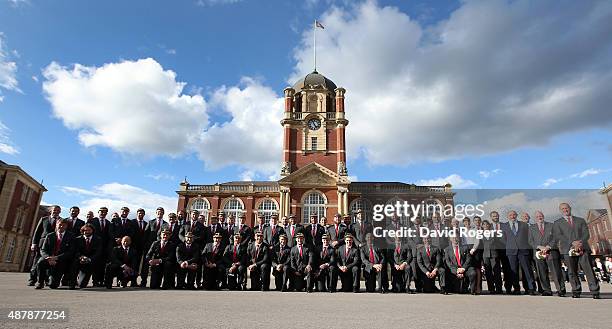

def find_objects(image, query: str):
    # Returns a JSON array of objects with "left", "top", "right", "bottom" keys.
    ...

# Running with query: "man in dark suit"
[
  {"left": 417, "top": 236, "right": 446, "bottom": 294},
  {"left": 489, "top": 210, "right": 512, "bottom": 293},
  {"left": 180, "top": 210, "right": 207, "bottom": 288},
  {"left": 390, "top": 236, "right": 413, "bottom": 293},
  {"left": 553, "top": 203, "right": 600, "bottom": 299},
  {"left": 306, "top": 214, "right": 325, "bottom": 249},
  {"left": 235, "top": 213, "right": 253, "bottom": 249},
  {"left": 501, "top": 210, "right": 536, "bottom": 295},
  {"left": 177, "top": 210, "right": 187, "bottom": 226},
  {"left": 272, "top": 234, "right": 291, "bottom": 291},
  {"left": 176, "top": 232, "right": 201, "bottom": 290},
  {"left": 361, "top": 233, "right": 388, "bottom": 293},
  {"left": 147, "top": 229, "right": 176, "bottom": 289},
  {"left": 288, "top": 233, "right": 314, "bottom": 292},
  {"left": 247, "top": 232, "right": 271, "bottom": 291},
  {"left": 286, "top": 214, "right": 305, "bottom": 248},
  {"left": 429, "top": 214, "right": 449, "bottom": 252},
  {"left": 314, "top": 233, "right": 336, "bottom": 292},
  {"left": 66, "top": 206, "right": 86, "bottom": 238},
  {"left": 409, "top": 216, "right": 426, "bottom": 293},
  {"left": 201, "top": 232, "right": 225, "bottom": 290},
  {"left": 29, "top": 205, "right": 62, "bottom": 286},
  {"left": 351, "top": 209, "right": 372, "bottom": 248},
  {"left": 110, "top": 207, "right": 136, "bottom": 250},
  {"left": 253, "top": 213, "right": 267, "bottom": 236},
  {"left": 105, "top": 236, "right": 138, "bottom": 289},
  {"left": 264, "top": 213, "right": 284, "bottom": 249},
  {"left": 161, "top": 213, "right": 181, "bottom": 245},
  {"left": 478, "top": 220, "right": 503, "bottom": 294},
  {"left": 335, "top": 234, "right": 361, "bottom": 293},
  {"left": 208, "top": 214, "right": 225, "bottom": 247},
  {"left": 225, "top": 215, "right": 237, "bottom": 247},
  {"left": 131, "top": 208, "right": 149, "bottom": 287},
  {"left": 529, "top": 210, "right": 566, "bottom": 297},
  {"left": 70, "top": 223, "right": 102, "bottom": 289},
  {"left": 444, "top": 237, "right": 477, "bottom": 294},
  {"left": 327, "top": 213, "right": 347, "bottom": 250},
  {"left": 223, "top": 233, "right": 247, "bottom": 290},
  {"left": 35, "top": 218, "right": 75, "bottom": 289},
  {"left": 92, "top": 206, "right": 112, "bottom": 287}
]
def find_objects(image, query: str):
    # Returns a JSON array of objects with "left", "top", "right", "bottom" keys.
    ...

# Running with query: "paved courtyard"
[{"left": 0, "top": 272, "right": 610, "bottom": 329}]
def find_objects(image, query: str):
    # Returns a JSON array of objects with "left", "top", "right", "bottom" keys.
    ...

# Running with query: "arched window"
[
  {"left": 385, "top": 197, "right": 410, "bottom": 224},
  {"left": 350, "top": 198, "right": 373, "bottom": 223},
  {"left": 302, "top": 191, "right": 326, "bottom": 224},
  {"left": 5, "top": 237, "right": 16, "bottom": 263},
  {"left": 190, "top": 198, "right": 211, "bottom": 222},
  {"left": 257, "top": 199, "right": 278, "bottom": 225},
  {"left": 424, "top": 199, "right": 443, "bottom": 220},
  {"left": 223, "top": 198, "right": 245, "bottom": 220}
]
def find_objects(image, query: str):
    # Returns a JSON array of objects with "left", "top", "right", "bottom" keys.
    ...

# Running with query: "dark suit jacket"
[
  {"left": 179, "top": 221, "right": 206, "bottom": 245},
  {"left": 480, "top": 236, "right": 500, "bottom": 259},
  {"left": 146, "top": 240, "right": 177, "bottom": 264},
  {"left": 109, "top": 246, "right": 139, "bottom": 270},
  {"left": 93, "top": 217, "right": 112, "bottom": 248},
  {"left": 315, "top": 245, "right": 336, "bottom": 268},
  {"left": 350, "top": 221, "right": 373, "bottom": 247},
  {"left": 326, "top": 223, "right": 348, "bottom": 248},
  {"left": 389, "top": 244, "right": 412, "bottom": 267},
  {"left": 39, "top": 231, "right": 75, "bottom": 263},
  {"left": 247, "top": 243, "right": 270, "bottom": 266},
  {"left": 66, "top": 218, "right": 85, "bottom": 238},
  {"left": 290, "top": 244, "right": 314, "bottom": 272},
  {"left": 146, "top": 218, "right": 164, "bottom": 245},
  {"left": 360, "top": 245, "right": 386, "bottom": 271},
  {"left": 208, "top": 223, "right": 226, "bottom": 245},
  {"left": 337, "top": 245, "right": 361, "bottom": 270},
  {"left": 501, "top": 221, "right": 531, "bottom": 255},
  {"left": 444, "top": 245, "right": 475, "bottom": 275},
  {"left": 32, "top": 216, "right": 58, "bottom": 246},
  {"left": 235, "top": 224, "right": 254, "bottom": 249},
  {"left": 264, "top": 225, "right": 285, "bottom": 247},
  {"left": 223, "top": 243, "right": 248, "bottom": 267},
  {"left": 160, "top": 222, "right": 181, "bottom": 244},
  {"left": 272, "top": 244, "right": 291, "bottom": 267},
  {"left": 529, "top": 222, "right": 558, "bottom": 255},
  {"left": 131, "top": 219, "right": 150, "bottom": 252},
  {"left": 429, "top": 223, "right": 449, "bottom": 250},
  {"left": 253, "top": 224, "right": 268, "bottom": 236},
  {"left": 176, "top": 242, "right": 202, "bottom": 265},
  {"left": 553, "top": 216, "right": 590, "bottom": 254},
  {"left": 110, "top": 217, "right": 136, "bottom": 245},
  {"left": 417, "top": 245, "right": 443, "bottom": 273},
  {"left": 74, "top": 235, "right": 102, "bottom": 264},
  {"left": 306, "top": 224, "right": 325, "bottom": 248},
  {"left": 286, "top": 224, "right": 305, "bottom": 247},
  {"left": 201, "top": 242, "right": 225, "bottom": 266}
]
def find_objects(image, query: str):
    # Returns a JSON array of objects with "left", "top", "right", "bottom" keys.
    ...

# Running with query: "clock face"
[{"left": 307, "top": 118, "right": 321, "bottom": 130}]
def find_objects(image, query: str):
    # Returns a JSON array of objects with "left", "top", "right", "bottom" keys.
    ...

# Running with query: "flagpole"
[{"left": 313, "top": 20, "right": 317, "bottom": 72}]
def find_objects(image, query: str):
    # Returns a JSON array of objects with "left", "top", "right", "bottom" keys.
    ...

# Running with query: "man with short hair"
[
  {"left": 131, "top": 208, "right": 149, "bottom": 287},
  {"left": 201, "top": 232, "right": 225, "bottom": 290},
  {"left": 350, "top": 210, "right": 371, "bottom": 248},
  {"left": 286, "top": 214, "right": 305, "bottom": 248},
  {"left": 272, "top": 234, "right": 291, "bottom": 291},
  {"left": 264, "top": 213, "right": 284, "bottom": 249},
  {"left": 35, "top": 218, "right": 75, "bottom": 289},
  {"left": 501, "top": 210, "right": 536, "bottom": 295},
  {"left": 315, "top": 234, "right": 336, "bottom": 292},
  {"left": 92, "top": 206, "right": 111, "bottom": 287},
  {"left": 361, "top": 233, "right": 387, "bottom": 293},
  {"left": 529, "top": 210, "right": 565, "bottom": 297},
  {"left": 29, "top": 205, "right": 62, "bottom": 286},
  {"left": 66, "top": 206, "right": 86, "bottom": 237},
  {"left": 489, "top": 210, "right": 511, "bottom": 293},
  {"left": 105, "top": 236, "right": 138, "bottom": 289},
  {"left": 390, "top": 236, "right": 413, "bottom": 293},
  {"left": 553, "top": 203, "right": 600, "bottom": 299},
  {"left": 478, "top": 220, "right": 503, "bottom": 294},
  {"left": 335, "top": 234, "right": 361, "bottom": 293},
  {"left": 70, "top": 223, "right": 102, "bottom": 289},
  {"left": 327, "top": 213, "right": 347, "bottom": 249},
  {"left": 288, "top": 233, "right": 314, "bottom": 292},
  {"left": 223, "top": 233, "right": 247, "bottom": 290},
  {"left": 417, "top": 236, "right": 446, "bottom": 294},
  {"left": 445, "top": 236, "right": 477, "bottom": 294},
  {"left": 176, "top": 232, "right": 201, "bottom": 290},
  {"left": 236, "top": 213, "right": 253, "bottom": 248},
  {"left": 254, "top": 213, "right": 267, "bottom": 236},
  {"left": 147, "top": 229, "right": 177, "bottom": 289},
  {"left": 307, "top": 214, "right": 325, "bottom": 249},
  {"left": 247, "top": 232, "right": 271, "bottom": 291},
  {"left": 110, "top": 207, "right": 135, "bottom": 251}
]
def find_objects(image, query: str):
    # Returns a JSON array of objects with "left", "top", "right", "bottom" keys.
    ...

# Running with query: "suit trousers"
[
  {"left": 364, "top": 267, "right": 387, "bottom": 292},
  {"left": 391, "top": 265, "right": 412, "bottom": 292},
  {"left": 507, "top": 253, "right": 535, "bottom": 291},
  {"left": 336, "top": 266, "right": 361, "bottom": 292},
  {"left": 37, "top": 258, "right": 70, "bottom": 288},
  {"left": 249, "top": 263, "right": 271, "bottom": 290},
  {"left": 563, "top": 253, "right": 599, "bottom": 293},
  {"left": 483, "top": 256, "right": 502, "bottom": 293},
  {"left": 149, "top": 262, "right": 175, "bottom": 289}
]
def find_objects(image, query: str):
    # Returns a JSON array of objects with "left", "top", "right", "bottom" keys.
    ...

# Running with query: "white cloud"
[
  {"left": 542, "top": 167, "right": 611, "bottom": 187},
  {"left": 195, "top": 0, "right": 242, "bottom": 7},
  {"left": 0, "top": 32, "right": 20, "bottom": 95},
  {"left": 60, "top": 182, "right": 176, "bottom": 219},
  {"left": 145, "top": 173, "right": 176, "bottom": 181},
  {"left": 289, "top": 0, "right": 612, "bottom": 165},
  {"left": 198, "top": 77, "right": 284, "bottom": 174},
  {"left": 240, "top": 170, "right": 255, "bottom": 181},
  {"left": 0, "top": 121, "right": 18, "bottom": 155},
  {"left": 479, "top": 168, "right": 502, "bottom": 179},
  {"left": 42, "top": 58, "right": 208, "bottom": 157},
  {"left": 417, "top": 174, "right": 476, "bottom": 188}
]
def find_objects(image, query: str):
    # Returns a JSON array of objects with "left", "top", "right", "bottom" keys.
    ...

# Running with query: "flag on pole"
[{"left": 315, "top": 20, "right": 325, "bottom": 29}]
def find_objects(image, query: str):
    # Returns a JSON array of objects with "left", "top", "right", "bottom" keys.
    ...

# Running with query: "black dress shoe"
[
  {"left": 353, "top": 288, "right": 360, "bottom": 293},
  {"left": 35, "top": 283, "right": 44, "bottom": 289},
  {"left": 558, "top": 291, "right": 566, "bottom": 297},
  {"left": 106, "top": 285, "right": 112, "bottom": 289},
  {"left": 69, "top": 285, "right": 76, "bottom": 290},
  {"left": 592, "top": 293, "right": 600, "bottom": 299},
  {"left": 27, "top": 281, "right": 36, "bottom": 287},
  {"left": 572, "top": 292, "right": 580, "bottom": 298},
  {"left": 379, "top": 289, "right": 386, "bottom": 294},
  {"left": 529, "top": 290, "right": 537, "bottom": 296},
  {"left": 542, "top": 291, "right": 552, "bottom": 296}
]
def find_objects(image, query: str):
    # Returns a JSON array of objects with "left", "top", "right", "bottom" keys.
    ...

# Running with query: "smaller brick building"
[
  {"left": 0, "top": 160, "right": 46, "bottom": 272},
  {"left": 586, "top": 183, "right": 612, "bottom": 256}
]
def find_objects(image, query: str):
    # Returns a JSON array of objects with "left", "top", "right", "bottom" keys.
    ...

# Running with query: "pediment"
[{"left": 278, "top": 162, "right": 350, "bottom": 187}]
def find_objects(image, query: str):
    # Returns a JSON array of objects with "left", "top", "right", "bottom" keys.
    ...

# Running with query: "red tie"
[
  {"left": 312, "top": 226, "right": 316, "bottom": 237},
  {"left": 161, "top": 242, "right": 166, "bottom": 254},
  {"left": 455, "top": 246, "right": 461, "bottom": 266},
  {"left": 539, "top": 224, "right": 544, "bottom": 236},
  {"left": 255, "top": 245, "right": 260, "bottom": 261},
  {"left": 335, "top": 225, "right": 339, "bottom": 236},
  {"left": 426, "top": 247, "right": 430, "bottom": 258},
  {"left": 86, "top": 238, "right": 91, "bottom": 251},
  {"left": 272, "top": 226, "right": 276, "bottom": 236},
  {"left": 212, "top": 244, "right": 218, "bottom": 258},
  {"left": 299, "top": 245, "right": 303, "bottom": 258},
  {"left": 323, "top": 247, "right": 328, "bottom": 258},
  {"left": 567, "top": 217, "right": 574, "bottom": 227},
  {"left": 100, "top": 220, "right": 105, "bottom": 231},
  {"left": 369, "top": 247, "right": 375, "bottom": 263},
  {"left": 291, "top": 226, "right": 295, "bottom": 237},
  {"left": 233, "top": 245, "right": 237, "bottom": 261},
  {"left": 123, "top": 248, "right": 129, "bottom": 264},
  {"left": 345, "top": 247, "right": 349, "bottom": 259},
  {"left": 53, "top": 235, "right": 62, "bottom": 255},
  {"left": 396, "top": 246, "right": 400, "bottom": 254}
]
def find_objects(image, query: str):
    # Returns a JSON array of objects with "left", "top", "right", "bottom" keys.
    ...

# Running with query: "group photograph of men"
[{"left": 27, "top": 202, "right": 607, "bottom": 300}]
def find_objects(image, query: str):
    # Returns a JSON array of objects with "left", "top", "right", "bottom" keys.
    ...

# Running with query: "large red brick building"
[{"left": 176, "top": 71, "right": 454, "bottom": 225}]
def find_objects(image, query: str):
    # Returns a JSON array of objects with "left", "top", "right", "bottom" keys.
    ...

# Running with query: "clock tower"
[{"left": 280, "top": 70, "right": 348, "bottom": 177}]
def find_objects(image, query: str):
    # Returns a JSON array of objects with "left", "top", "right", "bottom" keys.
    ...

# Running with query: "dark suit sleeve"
[
  {"left": 32, "top": 218, "right": 45, "bottom": 246},
  {"left": 346, "top": 250, "right": 360, "bottom": 269},
  {"left": 256, "top": 246, "right": 269, "bottom": 266}
]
